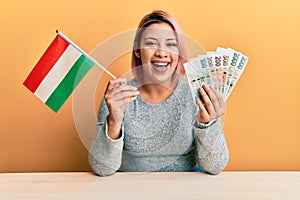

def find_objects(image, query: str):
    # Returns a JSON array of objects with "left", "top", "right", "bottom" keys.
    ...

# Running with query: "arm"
[
  {"left": 88, "top": 99, "right": 124, "bottom": 176},
  {"left": 193, "top": 118, "right": 229, "bottom": 175},
  {"left": 89, "top": 78, "right": 139, "bottom": 176},
  {"left": 194, "top": 84, "right": 229, "bottom": 174}
]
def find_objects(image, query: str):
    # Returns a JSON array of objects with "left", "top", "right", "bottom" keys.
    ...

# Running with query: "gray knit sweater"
[{"left": 89, "top": 77, "right": 229, "bottom": 176}]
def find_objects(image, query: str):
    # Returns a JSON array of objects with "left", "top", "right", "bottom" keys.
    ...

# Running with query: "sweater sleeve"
[
  {"left": 88, "top": 99, "right": 124, "bottom": 176},
  {"left": 193, "top": 118, "right": 229, "bottom": 175}
]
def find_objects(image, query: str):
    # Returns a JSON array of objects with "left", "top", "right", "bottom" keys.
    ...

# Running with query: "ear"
[
  {"left": 134, "top": 50, "right": 141, "bottom": 58},
  {"left": 134, "top": 41, "right": 141, "bottom": 58}
]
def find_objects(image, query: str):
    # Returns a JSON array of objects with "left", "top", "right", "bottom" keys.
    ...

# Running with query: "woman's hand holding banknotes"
[{"left": 196, "top": 83, "right": 226, "bottom": 124}]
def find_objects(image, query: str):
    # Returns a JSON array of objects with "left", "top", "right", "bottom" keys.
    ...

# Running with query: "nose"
[{"left": 155, "top": 47, "right": 168, "bottom": 58}]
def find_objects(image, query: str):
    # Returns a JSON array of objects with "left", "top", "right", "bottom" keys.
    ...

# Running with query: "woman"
[{"left": 89, "top": 10, "right": 229, "bottom": 176}]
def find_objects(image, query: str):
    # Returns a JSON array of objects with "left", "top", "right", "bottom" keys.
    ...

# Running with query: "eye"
[
  {"left": 145, "top": 41, "right": 157, "bottom": 47},
  {"left": 167, "top": 42, "right": 177, "bottom": 47}
]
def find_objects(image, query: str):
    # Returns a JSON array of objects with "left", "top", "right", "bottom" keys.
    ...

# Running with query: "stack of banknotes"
[{"left": 184, "top": 47, "right": 248, "bottom": 101}]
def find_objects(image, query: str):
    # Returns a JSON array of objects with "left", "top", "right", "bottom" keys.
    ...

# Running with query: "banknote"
[
  {"left": 196, "top": 54, "right": 212, "bottom": 86},
  {"left": 207, "top": 52, "right": 224, "bottom": 95},
  {"left": 216, "top": 47, "right": 234, "bottom": 99},
  {"left": 206, "top": 53, "right": 219, "bottom": 92},
  {"left": 224, "top": 48, "right": 248, "bottom": 99},
  {"left": 190, "top": 56, "right": 212, "bottom": 86},
  {"left": 183, "top": 62, "right": 203, "bottom": 100},
  {"left": 184, "top": 47, "right": 248, "bottom": 102}
]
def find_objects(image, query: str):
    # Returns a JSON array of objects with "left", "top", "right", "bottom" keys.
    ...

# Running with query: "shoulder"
[
  {"left": 174, "top": 77, "right": 192, "bottom": 96},
  {"left": 178, "top": 77, "right": 190, "bottom": 88},
  {"left": 127, "top": 79, "right": 138, "bottom": 87},
  {"left": 174, "top": 76, "right": 197, "bottom": 110}
]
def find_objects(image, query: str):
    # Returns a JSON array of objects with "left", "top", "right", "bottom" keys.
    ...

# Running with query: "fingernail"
[{"left": 131, "top": 96, "right": 137, "bottom": 101}]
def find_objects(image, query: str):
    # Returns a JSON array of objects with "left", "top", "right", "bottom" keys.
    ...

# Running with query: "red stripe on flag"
[{"left": 23, "top": 35, "right": 69, "bottom": 93}]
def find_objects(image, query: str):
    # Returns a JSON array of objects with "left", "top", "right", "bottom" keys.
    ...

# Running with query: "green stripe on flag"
[{"left": 45, "top": 55, "right": 94, "bottom": 112}]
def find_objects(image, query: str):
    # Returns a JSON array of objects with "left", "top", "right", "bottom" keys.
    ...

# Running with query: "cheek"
[
  {"left": 171, "top": 55, "right": 179, "bottom": 65},
  {"left": 140, "top": 49, "right": 152, "bottom": 63}
]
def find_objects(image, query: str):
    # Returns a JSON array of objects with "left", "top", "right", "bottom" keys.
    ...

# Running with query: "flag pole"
[{"left": 56, "top": 30, "right": 117, "bottom": 79}]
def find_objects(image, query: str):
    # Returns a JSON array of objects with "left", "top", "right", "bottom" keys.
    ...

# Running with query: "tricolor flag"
[{"left": 23, "top": 31, "right": 116, "bottom": 112}]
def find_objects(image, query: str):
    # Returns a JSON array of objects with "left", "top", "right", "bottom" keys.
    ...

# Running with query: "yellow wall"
[{"left": 0, "top": 0, "right": 299, "bottom": 172}]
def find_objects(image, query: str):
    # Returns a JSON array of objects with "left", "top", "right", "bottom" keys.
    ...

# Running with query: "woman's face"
[{"left": 138, "top": 22, "right": 179, "bottom": 85}]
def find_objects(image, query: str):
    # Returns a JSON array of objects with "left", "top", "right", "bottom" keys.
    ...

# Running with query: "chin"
[{"left": 145, "top": 73, "right": 175, "bottom": 85}]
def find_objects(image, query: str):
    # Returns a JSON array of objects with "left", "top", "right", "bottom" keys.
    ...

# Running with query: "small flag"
[{"left": 23, "top": 33, "right": 95, "bottom": 112}]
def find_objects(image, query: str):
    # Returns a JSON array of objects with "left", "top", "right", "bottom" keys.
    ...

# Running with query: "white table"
[{"left": 0, "top": 172, "right": 299, "bottom": 199}]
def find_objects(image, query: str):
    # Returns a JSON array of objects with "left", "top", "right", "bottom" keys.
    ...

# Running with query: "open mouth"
[{"left": 151, "top": 62, "right": 170, "bottom": 72}]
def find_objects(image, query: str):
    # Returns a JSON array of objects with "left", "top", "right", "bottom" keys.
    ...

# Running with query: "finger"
[
  {"left": 208, "top": 85, "right": 226, "bottom": 116},
  {"left": 113, "top": 90, "right": 140, "bottom": 102},
  {"left": 209, "top": 85, "right": 224, "bottom": 109},
  {"left": 111, "top": 95, "right": 138, "bottom": 107},
  {"left": 202, "top": 84, "right": 221, "bottom": 114},
  {"left": 112, "top": 84, "right": 138, "bottom": 95},
  {"left": 198, "top": 86, "right": 216, "bottom": 115},
  {"left": 106, "top": 78, "right": 127, "bottom": 92},
  {"left": 196, "top": 98, "right": 210, "bottom": 123},
  {"left": 196, "top": 98, "right": 208, "bottom": 115},
  {"left": 105, "top": 78, "right": 129, "bottom": 100}
]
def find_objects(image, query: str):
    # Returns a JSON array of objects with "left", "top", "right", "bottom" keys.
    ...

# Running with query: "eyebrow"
[{"left": 144, "top": 37, "right": 176, "bottom": 41}]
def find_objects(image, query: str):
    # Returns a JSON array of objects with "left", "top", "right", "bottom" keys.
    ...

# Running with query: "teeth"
[{"left": 153, "top": 62, "right": 168, "bottom": 67}]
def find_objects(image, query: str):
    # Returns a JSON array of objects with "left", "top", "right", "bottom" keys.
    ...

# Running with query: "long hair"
[{"left": 131, "top": 10, "right": 187, "bottom": 81}]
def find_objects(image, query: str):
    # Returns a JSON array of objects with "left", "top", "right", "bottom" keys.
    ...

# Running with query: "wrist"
[
  {"left": 193, "top": 117, "right": 217, "bottom": 129},
  {"left": 107, "top": 114, "right": 122, "bottom": 139}
]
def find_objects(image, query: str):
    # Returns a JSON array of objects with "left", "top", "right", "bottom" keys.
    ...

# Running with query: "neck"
[{"left": 138, "top": 77, "right": 179, "bottom": 104}]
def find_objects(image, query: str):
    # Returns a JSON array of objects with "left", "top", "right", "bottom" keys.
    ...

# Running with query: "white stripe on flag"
[{"left": 34, "top": 45, "right": 82, "bottom": 102}]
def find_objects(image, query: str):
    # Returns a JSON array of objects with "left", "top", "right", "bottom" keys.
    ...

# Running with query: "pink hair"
[{"left": 131, "top": 10, "right": 187, "bottom": 81}]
